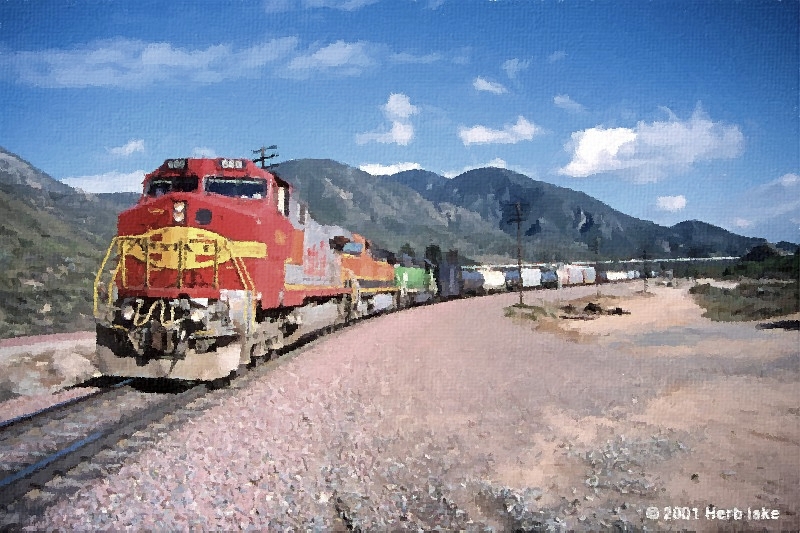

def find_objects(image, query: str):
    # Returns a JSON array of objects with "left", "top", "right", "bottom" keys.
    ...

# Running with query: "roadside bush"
[{"left": 690, "top": 281, "right": 799, "bottom": 321}]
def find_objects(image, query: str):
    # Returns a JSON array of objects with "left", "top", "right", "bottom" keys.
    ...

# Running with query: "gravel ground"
[
  {"left": 2, "top": 281, "right": 798, "bottom": 530},
  {"left": 0, "top": 333, "right": 99, "bottom": 409}
]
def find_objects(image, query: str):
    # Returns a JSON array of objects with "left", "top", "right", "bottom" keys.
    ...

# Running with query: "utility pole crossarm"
[{"left": 253, "top": 145, "right": 279, "bottom": 169}]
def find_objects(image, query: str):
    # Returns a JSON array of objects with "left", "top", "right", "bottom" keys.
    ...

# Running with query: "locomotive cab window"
[
  {"left": 342, "top": 242, "right": 363, "bottom": 256},
  {"left": 205, "top": 177, "right": 267, "bottom": 199},
  {"left": 146, "top": 176, "right": 199, "bottom": 197}
]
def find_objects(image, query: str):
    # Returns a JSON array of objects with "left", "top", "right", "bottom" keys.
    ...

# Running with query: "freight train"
[{"left": 93, "top": 156, "right": 642, "bottom": 383}]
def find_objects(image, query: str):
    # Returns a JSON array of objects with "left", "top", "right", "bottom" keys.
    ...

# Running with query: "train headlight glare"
[
  {"left": 121, "top": 305, "right": 135, "bottom": 321},
  {"left": 173, "top": 210, "right": 185, "bottom": 222}
]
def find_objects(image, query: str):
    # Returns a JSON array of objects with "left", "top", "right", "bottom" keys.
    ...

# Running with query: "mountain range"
[
  {"left": 0, "top": 147, "right": 788, "bottom": 338},
  {"left": 274, "top": 159, "right": 769, "bottom": 262}
]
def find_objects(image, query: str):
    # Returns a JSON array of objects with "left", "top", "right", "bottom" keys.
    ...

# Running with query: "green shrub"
[{"left": 690, "top": 281, "right": 799, "bottom": 321}]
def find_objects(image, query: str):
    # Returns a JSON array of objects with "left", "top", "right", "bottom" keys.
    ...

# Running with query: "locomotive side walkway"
[{"left": 6, "top": 281, "right": 800, "bottom": 530}]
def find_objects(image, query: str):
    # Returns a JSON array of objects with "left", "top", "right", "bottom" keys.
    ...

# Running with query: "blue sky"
[{"left": 1, "top": 0, "right": 798, "bottom": 243}]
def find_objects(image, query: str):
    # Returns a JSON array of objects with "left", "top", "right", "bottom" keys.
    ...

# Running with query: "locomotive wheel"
[{"left": 392, "top": 291, "right": 400, "bottom": 311}]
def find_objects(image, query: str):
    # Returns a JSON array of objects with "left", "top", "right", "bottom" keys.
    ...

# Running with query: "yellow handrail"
[
  {"left": 226, "top": 245, "right": 257, "bottom": 334},
  {"left": 93, "top": 237, "right": 119, "bottom": 318},
  {"left": 94, "top": 232, "right": 260, "bottom": 334}
]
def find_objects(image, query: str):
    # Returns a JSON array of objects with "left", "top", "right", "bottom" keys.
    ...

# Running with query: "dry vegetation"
[{"left": 690, "top": 280, "right": 799, "bottom": 322}]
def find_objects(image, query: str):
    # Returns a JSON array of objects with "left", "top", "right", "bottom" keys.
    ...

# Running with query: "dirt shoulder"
[{"left": 508, "top": 284, "right": 799, "bottom": 529}]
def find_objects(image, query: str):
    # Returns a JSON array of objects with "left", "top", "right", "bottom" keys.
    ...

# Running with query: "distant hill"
[
  {"left": 278, "top": 161, "right": 766, "bottom": 262},
  {"left": 385, "top": 169, "right": 449, "bottom": 196},
  {"left": 0, "top": 148, "right": 777, "bottom": 338},
  {"left": 668, "top": 220, "right": 766, "bottom": 258},
  {"left": 775, "top": 241, "right": 800, "bottom": 254},
  {"left": 0, "top": 147, "right": 126, "bottom": 337},
  {"left": 96, "top": 191, "right": 140, "bottom": 212},
  {"left": 274, "top": 159, "right": 519, "bottom": 262}
]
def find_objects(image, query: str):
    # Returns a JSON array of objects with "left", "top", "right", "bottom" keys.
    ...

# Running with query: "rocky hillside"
[
  {"left": 278, "top": 160, "right": 768, "bottom": 262},
  {"left": 274, "top": 159, "right": 518, "bottom": 262},
  {"left": 0, "top": 148, "right": 126, "bottom": 338}
]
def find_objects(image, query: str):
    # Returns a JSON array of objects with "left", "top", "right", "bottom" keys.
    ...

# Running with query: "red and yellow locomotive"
[{"left": 94, "top": 157, "right": 397, "bottom": 381}]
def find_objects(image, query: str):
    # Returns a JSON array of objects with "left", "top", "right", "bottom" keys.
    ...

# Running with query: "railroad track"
[
  {"left": 0, "top": 305, "right": 413, "bottom": 527},
  {"left": 0, "top": 379, "right": 210, "bottom": 526}
]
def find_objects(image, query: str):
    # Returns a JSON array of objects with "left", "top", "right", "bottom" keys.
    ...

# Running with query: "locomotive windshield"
[
  {"left": 146, "top": 176, "right": 199, "bottom": 196},
  {"left": 205, "top": 177, "right": 267, "bottom": 199}
]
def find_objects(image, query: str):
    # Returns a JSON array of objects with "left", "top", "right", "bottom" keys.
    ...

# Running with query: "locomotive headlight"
[
  {"left": 173, "top": 201, "right": 186, "bottom": 223},
  {"left": 121, "top": 304, "right": 135, "bottom": 321},
  {"left": 190, "top": 308, "right": 205, "bottom": 323}
]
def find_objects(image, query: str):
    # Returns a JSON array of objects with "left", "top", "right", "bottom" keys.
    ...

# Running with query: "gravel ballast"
[{"left": 3, "top": 282, "right": 797, "bottom": 530}]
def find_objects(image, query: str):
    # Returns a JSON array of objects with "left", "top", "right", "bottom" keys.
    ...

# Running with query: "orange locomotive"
[{"left": 94, "top": 157, "right": 397, "bottom": 381}]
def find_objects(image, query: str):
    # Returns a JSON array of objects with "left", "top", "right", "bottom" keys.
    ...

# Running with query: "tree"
[{"left": 399, "top": 243, "right": 416, "bottom": 257}]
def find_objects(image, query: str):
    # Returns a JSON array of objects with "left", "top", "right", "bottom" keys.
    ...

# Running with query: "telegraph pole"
[
  {"left": 642, "top": 248, "right": 648, "bottom": 293},
  {"left": 253, "top": 145, "right": 279, "bottom": 169},
  {"left": 505, "top": 200, "right": 529, "bottom": 305},
  {"left": 594, "top": 236, "right": 601, "bottom": 296}
]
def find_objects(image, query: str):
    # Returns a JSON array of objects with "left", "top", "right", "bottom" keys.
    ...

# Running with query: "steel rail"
[
  {"left": 0, "top": 379, "right": 133, "bottom": 432},
  {"left": 0, "top": 383, "right": 206, "bottom": 509}
]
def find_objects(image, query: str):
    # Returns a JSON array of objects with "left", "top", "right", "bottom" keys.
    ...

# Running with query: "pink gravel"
[{"left": 10, "top": 282, "right": 800, "bottom": 530}]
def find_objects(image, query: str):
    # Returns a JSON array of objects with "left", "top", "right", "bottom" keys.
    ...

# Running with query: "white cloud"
[
  {"left": 356, "top": 93, "right": 418, "bottom": 146},
  {"left": 752, "top": 173, "right": 800, "bottom": 217},
  {"left": 443, "top": 158, "right": 508, "bottom": 178},
  {"left": 559, "top": 127, "right": 638, "bottom": 178},
  {"left": 383, "top": 93, "right": 418, "bottom": 120},
  {"left": 108, "top": 139, "right": 144, "bottom": 157},
  {"left": 285, "top": 40, "right": 374, "bottom": 77},
  {"left": 778, "top": 172, "right": 799, "bottom": 187},
  {"left": 359, "top": 162, "right": 422, "bottom": 175},
  {"left": 548, "top": 51, "right": 567, "bottom": 63},
  {"left": 553, "top": 94, "right": 585, "bottom": 113},
  {"left": 61, "top": 170, "right": 145, "bottom": 193},
  {"left": 473, "top": 77, "right": 507, "bottom": 94},
  {"left": 501, "top": 58, "right": 529, "bottom": 79},
  {"left": 656, "top": 195, "right": 687, "bottom": 212},
  {"left": 355, "top": 121, "right": 415, "bottom": 145},
  {"left": 459, "top": 116, "right": 542, "bottom": 146},
  {"left": 733, "top": 218, "right": 753, "bottom": 228},
  {"left": 558, "top": 107, "right": 744, "bottom": 181},
  {"left": 5, "top": 37, "right": 298, "bottom": 88}
]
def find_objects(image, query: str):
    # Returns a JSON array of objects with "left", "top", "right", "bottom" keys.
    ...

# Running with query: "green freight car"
[{"left": 394, "top": 255, "right": 437, "bottom": 306}]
